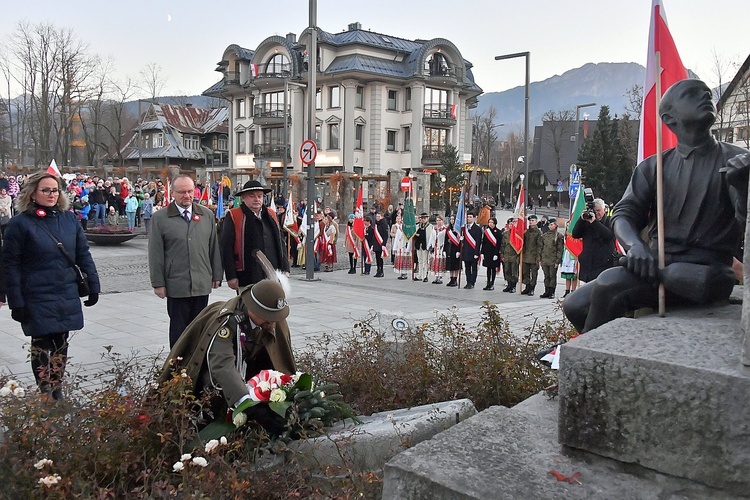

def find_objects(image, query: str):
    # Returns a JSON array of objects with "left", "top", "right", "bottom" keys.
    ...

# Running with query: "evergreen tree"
[
  {"left": 439, "top": 144, "right": 465, "bottom": 192},
  {"left": 577, "top": 106, "right": 633, "bottom": 206}
]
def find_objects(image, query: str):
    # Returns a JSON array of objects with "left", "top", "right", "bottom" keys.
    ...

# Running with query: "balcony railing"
[
  {"left": 254, "top": 63, "right": 292, "bottom": 80},
  {"left": 421, "top": 145, "right": 446, "bottom": 165},
  {"left": 422, "top": 104, "right": 457, "bottom": 126},
  {"left": 224, "top": 70, "right": 241, "bottom": 85},
  {"left": 253, "top": 103, "right": 290, "bottom": 126},
  {"left": 424, "top": 62, "right": 463, "bottom": 82},
  {"left": 254, "top": 143, "right": 291, "bottom": 160}
]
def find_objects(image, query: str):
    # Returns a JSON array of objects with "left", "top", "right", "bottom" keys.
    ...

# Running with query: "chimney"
[
  {"left": 286, "top": 32, "right": 296, "bottom": 44},
  {"left": 348, "top": 22, "right": 361, "bottom": 32}
]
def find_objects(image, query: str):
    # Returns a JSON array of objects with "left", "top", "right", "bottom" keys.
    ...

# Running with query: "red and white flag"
[
  {"left": 509, "top": 183, "right": 525, "bottom": 254},
  {"left": 284, "top": 191, "right": 295, "bottom": 228},
  {"left": 251, "top": 64, "right": 259, "bottom": 77},
  {"left": 46, "top": 159, "right": 61, "bottom": 177},
  {"left": 352, "top": 187, "right": 365, "bottom": 240},
  {"left": 638, "top": 0, "right": 688, "bottom": 163}
]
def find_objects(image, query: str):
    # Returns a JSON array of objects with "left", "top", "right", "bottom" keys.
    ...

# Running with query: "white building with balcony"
[{"left": 203, "top": 22, "right": 482, "bottom": 212}]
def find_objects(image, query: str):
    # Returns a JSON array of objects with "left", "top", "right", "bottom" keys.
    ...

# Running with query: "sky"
[{"left": 1, "top": 0, "right": 748, "bottom": 98}]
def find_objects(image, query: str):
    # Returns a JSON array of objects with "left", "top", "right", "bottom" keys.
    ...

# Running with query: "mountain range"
[{"left": 473, "top": 62, "right": 647, "bottom": 133}]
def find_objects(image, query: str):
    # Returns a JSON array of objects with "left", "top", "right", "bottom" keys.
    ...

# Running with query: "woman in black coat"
[
  {"left": 444, "top": 215, "right": 462, "bottom": 287},
  {"left": 4, "top": 172, "right": 100, "bottom": 401},
  {"left": 480, "top": 217, "right": 503, "bottom": 291}
]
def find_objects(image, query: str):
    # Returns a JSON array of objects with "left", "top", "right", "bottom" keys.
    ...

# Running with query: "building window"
[
  {"left": 236, "top": 131, "right": 246, "bottom": 154},
  {"left": 218, "top": 136, "right": 228, "bottom": 150},
  {"left": 424, "top": 87, "right": 449, "bottom": 118},
  {"left": 386, "top": 130, "right": 397, "bottom": 151},
  {"left": 387, "top": 89, "right": 398, "bottom": 111},
  {"left": 405, "top": 88, "right": 412, "bottom": 111},
  {"left": 328, "top": 123, "right": 340, "bottom": 149},
  {"left": 153, "top": 133, "right": 163, "bottom": 148},
  {"left": 735, "top": 101, "right": 748, "bottom": 115},
  {"left": 403, "top": 126, "right": 411, "bottom": 151},
  {"left": 314, "top": 124, "right": 321, "bottom": 147},
  {"left": 355, "top": 124, "right": 364, "bottom": 150},
  {"left": 265, "top": 53, "right": 290, "bottom": 76},
  {"left": 236, "top": 99, "right": 245, "bottom": 118},
  {"left": 355, "top": 86, "right": 365, "bottom": 108},
  {"left": 249, "top": 130, "right": 255, "bottom": 150},
  {"left": 183, "top": 134, "right": 200, "bottom": 150},
  {"left": 316, "top": 88, "right": 322, "bottom": 110},
  {"left": 329, "top": 85, "right": 340, "bottom": 108}
]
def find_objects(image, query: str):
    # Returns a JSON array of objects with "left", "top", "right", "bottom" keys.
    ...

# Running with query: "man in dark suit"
[
  {"left": 460, "top": 212, "right": 482, "bottom": 289},
  {"left": 372, "top": 212, "right": 389, "bottom": 277}
]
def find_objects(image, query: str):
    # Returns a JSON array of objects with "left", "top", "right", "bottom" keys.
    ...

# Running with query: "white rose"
[
  {"left": 257, "top": 380, "right": 271, "bottom": 392},
  {"left": 220, "top": 436, "right": 228, "bottom": 445},
  {"left": 269, "top": 388, "right": 286, "bottom": 402},
  {"left": 13, "top": 387, "right": 25, "bottom": 397},
  {"left": 233, "top": 412, "right": 247, "bottom": 427},
  {"left": 0, "top": 387, "right": 11, "bottom": 397},
  {"left": 38, "top": 474, "right": 60, "bottom": 487},
  {"left": 34, "top": 459, "right": 53, "bottom": 470},
  {"left": 319, "top": 391, "right": 326, "bottom": 398},
  {"left": 180, "top": 453, "right": 192, "bottom": 462},
  {"left": 192, "top": 456, "right": 208, "bottom": 468},
  {"left": 172, "top": 461, "right": 184, "bottom": 472},
  {"left": 204, "top": 439, "right": 219, "bottom": 454},
  {"left": 5, "top": 380, "right": 19, "bottom": 389}
]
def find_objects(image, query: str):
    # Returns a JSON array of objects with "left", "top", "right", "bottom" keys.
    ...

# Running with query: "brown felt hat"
[{"left": 240, "top": 280, "right": 289, "bottom": 322}]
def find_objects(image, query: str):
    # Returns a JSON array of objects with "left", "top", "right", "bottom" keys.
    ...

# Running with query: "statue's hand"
[
  {"left": 724, "top": 152, "right": 750, "bottom": 190},
  {"left": 625, "top": 242, "right": 657, "bottom": 282}
]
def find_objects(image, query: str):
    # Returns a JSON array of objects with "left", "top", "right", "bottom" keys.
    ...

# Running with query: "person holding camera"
[{"left": 571, "top": 193, "right": 615, "bottom": 283}]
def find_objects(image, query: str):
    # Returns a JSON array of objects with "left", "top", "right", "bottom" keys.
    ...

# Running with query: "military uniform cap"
[{"left": 240, "top": 280, "right": 289, "bottom": 322}]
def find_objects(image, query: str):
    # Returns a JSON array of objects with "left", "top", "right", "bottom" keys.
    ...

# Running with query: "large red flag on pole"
[
  {"left": 509, "top": 182, "right": 525, "bottom": 254},
  {"left": 637, "top": 0, "right": 688, "bottom": 163},
  {"left": 352, "top": 187, "right": 365, "bottom": 240}
]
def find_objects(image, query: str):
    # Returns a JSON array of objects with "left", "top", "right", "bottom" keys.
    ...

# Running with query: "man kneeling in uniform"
[{"left": 158, "top": 278, "right": 295, "bottom": 432}]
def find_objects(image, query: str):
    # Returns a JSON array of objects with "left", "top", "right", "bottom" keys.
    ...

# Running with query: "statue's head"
[{"left": 659, "top": 79, "right": 716, "bottom": 133}]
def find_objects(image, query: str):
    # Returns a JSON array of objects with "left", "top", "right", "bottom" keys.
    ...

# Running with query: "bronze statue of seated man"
[{"left": 564, "top": 79, "right": 749, "bottom": 333}]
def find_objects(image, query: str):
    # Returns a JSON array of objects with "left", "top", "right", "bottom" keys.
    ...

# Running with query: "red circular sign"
[{"left": 400, "top": 177, "right": 411, "bottom": 192}]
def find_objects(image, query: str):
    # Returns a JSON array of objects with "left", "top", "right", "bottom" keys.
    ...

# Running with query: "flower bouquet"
[{"left": 199, "top": 370, "right": 360, "bottom": 442}]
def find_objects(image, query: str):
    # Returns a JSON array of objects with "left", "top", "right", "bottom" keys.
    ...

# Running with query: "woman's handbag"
[{"left": 35, "top": 220, "right": 90, "bottom": 297}]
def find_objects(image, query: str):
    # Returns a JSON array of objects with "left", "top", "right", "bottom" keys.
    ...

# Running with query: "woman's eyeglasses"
[{"left": 39, "top": 188, "right": 60, "bottom": 195}]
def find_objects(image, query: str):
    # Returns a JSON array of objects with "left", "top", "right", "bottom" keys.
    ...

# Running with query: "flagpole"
[{"left": 655, "top": 52, "right": 666, "bottom": 317}]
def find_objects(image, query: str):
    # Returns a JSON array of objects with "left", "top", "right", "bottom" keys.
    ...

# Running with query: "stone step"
[
  {"left": 558, "top": 302, "right": 750, "bottom": 493},
  {"left": 382, "top": 394, "right": 732, "bottom": 499}
]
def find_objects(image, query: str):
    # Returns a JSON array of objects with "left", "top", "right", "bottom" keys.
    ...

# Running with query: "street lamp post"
[
  {"left": 495, "top": 52, "right": 530, "bottom": 205},
  {"left": 282, "top": 79, "right": 307, "bottom": 204},
  {"left": 304, "top": 0, "right": 318, "bottom": 281},
  {"left": 485, "top": 122, "right": 504, "bottom": 197}
]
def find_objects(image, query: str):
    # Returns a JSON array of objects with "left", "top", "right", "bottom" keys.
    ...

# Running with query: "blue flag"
[
  {"left": 453, "top": 189, "right": 466, "bottom": 234},
  {"left": 216, "top": 183, "right": 225, "bottom": 219}
]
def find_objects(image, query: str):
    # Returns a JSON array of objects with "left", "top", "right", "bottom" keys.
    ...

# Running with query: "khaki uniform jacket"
[
  {"left": 157, "top": 292, "right": 296, "bottom": 408},
  {"left": 522, "top": 226, "right": 543, "bottom": 263},
  {"left": 540, "top": 229, "right": 565, "bottom": 266},
  {"left": 501, "top": 230, "right": 520, "bottom": 263},
  {"left": 149, "top": 202, "right": 223, "bottom": 297}
]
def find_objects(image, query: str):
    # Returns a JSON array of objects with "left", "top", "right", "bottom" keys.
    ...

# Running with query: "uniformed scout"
[
  {"left": 158, "top": 278, "right": 295, "bottom": 430},
  {"left": 538, "top": 217, "right": 565, "bottom": 299}
]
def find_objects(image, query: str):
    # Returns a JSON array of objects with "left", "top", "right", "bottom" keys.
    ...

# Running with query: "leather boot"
[
  {"left": 502, "top": 283, "right": 512, "bottom": 292},
  {"left": 508, "top": 282, "right": 516, "bottom": 293},
  {"left": 446, "top": 277, "right": 457, "bottom": 287},
  {"left": 539, "top": 287, "right": 551, "bottom": 298},
  {"left": 527, "top": 286, "right": 535, "bottom": 296},
  {"left": 520, "top": 285, "right": 530, "bottom": 295},
  {"left": 546, "top": 287, "right": 556, "bottom": 299},
  {"left": 483, "top": 281, "right": 492, "bottom": 291},
  {"left": 563, "top": 290, "right": 571, "bottom": 298}
]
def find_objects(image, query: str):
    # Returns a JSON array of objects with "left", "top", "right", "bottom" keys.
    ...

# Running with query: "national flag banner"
[
  {"left": 402, "top": 196, "right": 417, "bottom": 240},
  {"left": 453, "top": 189, "right": 466, "bottom": 234},
  {"left": 509, "top": 183, "right": 525, "bottom": 254},
  {"left": 47, "top": 159, "right": 61, "bottom": 177},
  {"left": 269, "top": 195, "right": 276, "bottom": 212},
  {"left": 352, "top": 187, "right": 365, "bottom": 240},
  {"left": 216, "top": 182, "right": 225, "bottom": 219},
  {"left": 251, "top": 64, "right": 259, "bottom": 77},
  {"left": 638, "top": 0, "right": 688, "bottom": 163},
  {"left": 165, "top": 178, "right": 171, "bottom": 205},
  {"left": 450, "top": 104, "right": 457, "bottom": 119},
  {"left": 284, "top": 191, "right": 295, "bottom": 228},
  {"left": 298, "top": 207, "right": 307, "bottom": 236},
  {"left": 198, "top": 185, "right": 210, "bottom": 205},
  {"left": 565, "top": 185, "right": 585, "bottom": 257}
]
